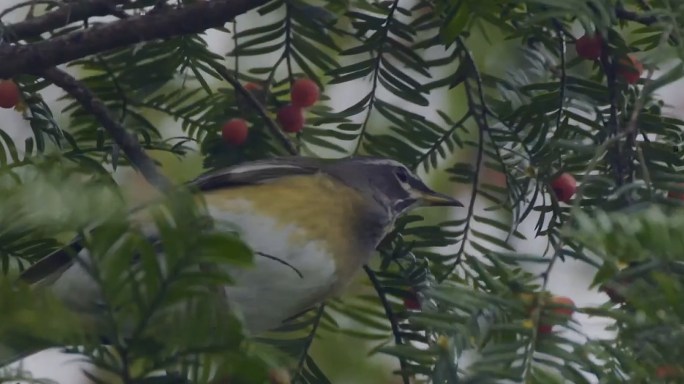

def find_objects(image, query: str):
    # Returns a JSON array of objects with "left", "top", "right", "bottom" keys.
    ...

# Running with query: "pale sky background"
[{"left": 1, "top": 1, "right": 683, "bottom": 383}]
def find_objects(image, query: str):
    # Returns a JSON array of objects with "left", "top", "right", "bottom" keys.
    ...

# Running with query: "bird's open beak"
[{"left": 417, "top": 190, "right": 464, "bottom": 207}]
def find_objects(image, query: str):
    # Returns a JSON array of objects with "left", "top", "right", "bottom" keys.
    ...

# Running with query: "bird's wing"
[
  {"left": 189, "top": 157, "right": 321, "bottom": 191},
  {"left": 18, "top": 158, "right": 321, "bottom": 286},
  {"left": 18, "top": 242, "right": 84, "bottom": 286}
]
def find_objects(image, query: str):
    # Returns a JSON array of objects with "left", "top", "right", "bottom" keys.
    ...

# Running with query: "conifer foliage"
[{"left": 0, "top": 0, "right": 683, "bottom": 383}]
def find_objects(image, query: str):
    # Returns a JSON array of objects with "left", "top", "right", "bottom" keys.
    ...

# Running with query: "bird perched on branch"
[{"left": 1, "top": 156, "right": 462, "bottom": 365}]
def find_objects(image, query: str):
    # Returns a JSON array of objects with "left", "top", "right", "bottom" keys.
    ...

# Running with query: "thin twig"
[
  {"left": 553, "top": 21, "right": 567, "bottom": 138},
  {"left": 150, "top": 0, "right": 170, "bottom": 14},
  {"left": 411, "top": 112, "right": 471, "bottom": 171},
  {"left": 293, "top": 304, "right": 326, "bottom": 381},
  {"left": 0, "top": 0, "right": 62, "bottom": 19},
  {"left": 106, "top": 4, "right": 130, "bottom": 20},
  {"left": 232, "top": 19, "right": 239, "bottom": 103},
  {"left": 209, "top": 62, "right": 298, "bottom": 155},
  {"left": 615, "top": 2, "right": 679, "bottom": 45},
  {"left": 282, "top": 3, "right": 301, "bottom": 153},
  {"left": 615, "top": 4, "right": 659, "bottom": 25},
  {"left": 521, "top": 235, "right": 562, "bottom": 381},
  {"left": 353, "top": 0, "right": 400, "bottom": 155},
  {"left": 441, "top": 39, "right": 488, "bottom": 280},
  {"left": 611, "top": 26, "right": 666, "bottom": 194},
  {"left": 626, "top": 65, "right": 658, "bottom": 197},
  {"left": 41, "top": 67, "right": 173, "bottom": 191},
  {"left": 598, "top": 42, "right": 624, "bottom": 187},
  {"left": 0, "top": 0, "right": 271, "bottom": 79},
  {"left": 283, "top": 3, "right": 294, "bottom": 87},
  {"left": 265, "top": 54, "right": 286, "bottom": 101},
  {"left": 26, "top": 0, "right": 37, "bottom": 19},
  {"left": 364, "top": 266, "right": 411, "bottom": 384},
  {"left": 635, "top": 143, "right": 652, "bottom": 197}
]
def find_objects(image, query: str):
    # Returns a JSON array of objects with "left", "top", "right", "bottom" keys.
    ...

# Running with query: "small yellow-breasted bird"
[{"left": 1, "top": 156, "right": 462, "bottom": 365}]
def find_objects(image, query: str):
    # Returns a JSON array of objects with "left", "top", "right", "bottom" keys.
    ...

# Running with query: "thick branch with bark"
[
  {"left": 0, "top": 0, "right": 271, "bottom": 79},
  {"left": 2, "top": 0, "right": 130, "bottom": 42}
]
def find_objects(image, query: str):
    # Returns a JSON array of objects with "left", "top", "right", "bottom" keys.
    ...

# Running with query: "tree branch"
[
  {"left": 0, "top": 0, "right": 271, "bottom": 79},
  {"left": 41, "top": 67, "right": 173, "bottom": 191},
  {"left": 615, "top": 5, "right": 659, "bottom": 25},
  {"left": 292, "top": 305, "right": 326, "bottom": 382},
  {"left": 364, "top": 266, "right": 411, "bottom": 384},
  {"left": 2, "top": 0, "right": 131, "bottom": 42},
  {"left": 614, "top": 3, "right": 679, "bottom": 45}
]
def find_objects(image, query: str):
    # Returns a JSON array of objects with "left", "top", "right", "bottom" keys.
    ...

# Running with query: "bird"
[{"left": 1, "top": 155, "right": 463, "bottom": 365}]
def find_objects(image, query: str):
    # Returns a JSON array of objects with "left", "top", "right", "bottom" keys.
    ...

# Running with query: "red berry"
[
  {"left": 237, "top": 82, "right": 267, "bottom": 108},
  {"left": 537, "top": 296, "right": 574, "bottom": 335},
  {"left": 276, "top": 105, "right": 304, "bottom": 133},
  {"left": 403, "top": 290, "right": 420, "bottom": 310},
  {"left": 221, "top": 118, "right": 249, "bottom": 145},
  {"left": 537, "top": 323, "right": 553, "bottom": 335},
  {"left": 551, "top": 173, "right": 577, "bottom": 203},
  {"left": 668, "top": 191, "right": 684, "bottom": 200},
  {"left": 656, "top": 365, "right": 683, "bottom": 379},
  {"left": 668, "top": 184, "right": 684, "bottom": 200},
  {"left": 290, "top": 78, "right": 320, "bottom": 108},
  {"left": 244, "top": 82, "right": 262, "bottom": 92},
  {"left": 0, "top": 80, "right": 20, "bottom": 109},
  {"left": 575, "top": 34, "right": 603, "bottom": 60},
  {"left": 617, "top": 55, "right": 643, "bottom": 84},
  {"left": 551, "top": 296, "right": 575, "bottom": 317}
]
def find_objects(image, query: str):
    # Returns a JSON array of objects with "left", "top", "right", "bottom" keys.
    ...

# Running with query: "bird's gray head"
[{"left": 323, "top": 157, "right": 463, "bottom": 217}]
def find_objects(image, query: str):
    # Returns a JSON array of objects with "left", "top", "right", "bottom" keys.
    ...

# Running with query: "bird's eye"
[{"left": 395, "top": 167, "right": 409, "bottom": 183}]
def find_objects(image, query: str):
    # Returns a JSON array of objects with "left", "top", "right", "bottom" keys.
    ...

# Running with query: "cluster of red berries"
[
  {"left": 276, "top": 78, "right": 320, "bottom": 134},
  {"left": 221, "top": 78, "right": 320, "bottom": 146},
  {"left": 0, "top": 80, "right": 20, "bottom": 109},
  {"left": 575, "top": 33, "right": 643, "bottom": 84}
]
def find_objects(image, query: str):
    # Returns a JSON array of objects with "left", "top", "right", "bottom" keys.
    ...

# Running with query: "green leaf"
[{"left": 440, "top": 2, "right": 471, "bottom": 46}]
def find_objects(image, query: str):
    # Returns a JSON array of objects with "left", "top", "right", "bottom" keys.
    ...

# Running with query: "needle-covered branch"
[{"left": 41, "top": 67, "right": 173, "bottom": 191}]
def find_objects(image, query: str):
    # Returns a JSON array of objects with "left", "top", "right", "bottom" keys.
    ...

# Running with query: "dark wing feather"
[
  {"left": 19, "top": 241, "right": 83, "bottom": 285},
  {"left": 189, "top": 156, "right": 321, "bottom": 191},
  {"left": 19, "top": 157, "right": 322, "bottom": 285}
]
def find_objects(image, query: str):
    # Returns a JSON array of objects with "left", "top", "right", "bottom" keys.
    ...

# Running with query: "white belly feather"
[
  {"left": 51, "top": 199, "right": 339, "bottom": 335},
  {"left": 208, "top": 200, "right": 338, "bottom": 333}
]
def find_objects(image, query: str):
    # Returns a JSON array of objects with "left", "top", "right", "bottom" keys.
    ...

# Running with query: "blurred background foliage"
[{"left": 0, "top": 0, "right": 683, "bottom": 383}]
